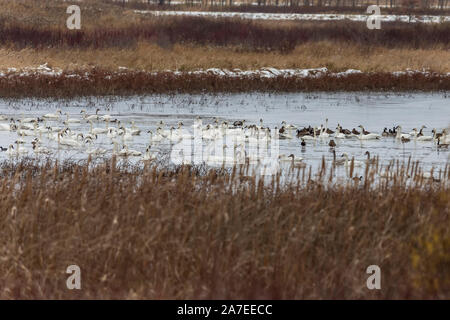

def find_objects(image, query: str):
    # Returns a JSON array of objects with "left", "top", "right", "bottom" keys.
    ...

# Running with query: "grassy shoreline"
[
  {"left": 0, "top": 69, "right": 449, "bottom": 97},
  {"left": 0, "top": 159, "right": 448, "bottom": 299}
]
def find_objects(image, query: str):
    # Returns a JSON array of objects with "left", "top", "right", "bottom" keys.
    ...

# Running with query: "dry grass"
[
  {"left": 1, "top": 42, "right": 449, "bottom": 73},
  {"left": 1, "top": 0, "right": 448, "bottom": 31},
  {"left": 0, "top": 158, "right": 449, "bottom": 299},
  {"left": 0, "top": 68, "right": 448, "bottom": 97},
  {"left": 1, "top": 0, "right": 448, "bottom": 81}
]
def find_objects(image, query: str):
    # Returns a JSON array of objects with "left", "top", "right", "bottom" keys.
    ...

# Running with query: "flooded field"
[{"left": 0, "top": 92, "right": 449, "bottom": 179}]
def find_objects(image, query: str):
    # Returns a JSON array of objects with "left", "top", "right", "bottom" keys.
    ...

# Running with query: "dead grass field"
[
  {"left": 0, "top": 159, "right": 448, "bottom": 299},
  {"left": 1, "top": 42, "right": 449, "bottom": 73},
  {"left": 1, "top": 0, "right": 449, "bottom": 75}
]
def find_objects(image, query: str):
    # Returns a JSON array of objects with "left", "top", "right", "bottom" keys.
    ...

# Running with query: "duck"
[
  {"left": 328, "top": 139, "right": 336, "bottom": 148},
  {"left": 351, "top": 128, "right": 360, "bottom": 135},
  {"left": 301, "top": 126, "right": 317, "bottom": 140},
  {"left": 337, "top": 124, "right": 352, "bottom": 135},
  {"left": 401, "top": 136, "right": 411, "bottom": 143},
  {"left": 233, "top": 120, "right": 245, "bottom": 127},
  {"left": 300, "top": 139, "right": 306, "bottom": 147}
]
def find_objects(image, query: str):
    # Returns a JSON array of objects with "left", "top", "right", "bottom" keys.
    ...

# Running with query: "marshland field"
[{"left": 0, "top": 0, "right": 449, "bottom": 299}]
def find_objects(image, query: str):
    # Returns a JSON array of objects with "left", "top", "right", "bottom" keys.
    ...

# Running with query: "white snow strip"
[
  {"left": 134, "top": 10, "right": 450, "bottom": 23},
  {"left": 1, "top": 64, "right": 449, "bottom": 79}
]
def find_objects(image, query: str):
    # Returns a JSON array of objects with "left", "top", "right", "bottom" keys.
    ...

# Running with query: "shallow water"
[{"left": 0, "top": 92, "right": 449, "bottom": 178}]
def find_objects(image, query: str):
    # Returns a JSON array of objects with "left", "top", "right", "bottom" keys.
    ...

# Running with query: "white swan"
[
  {"left": 342, "top": 153, "right": 364, "bottom": 167},
  {"left": 143, "top": 146, "right": 157, "bottom": 161},
  {"left": 43, "top": 109, "right": 62, "bottom": 120},
  {"left": 334, "top": 127, "right": 346, "bottom": 139},
  {"left": 81, "top": 108, "right": 100, "bottom": 121},
  {"left": 395, "top": 126, "right": 411, "bottom": 140},
  {"left": 64, "top": 113, "right": 81, "bottom": 124},
  {"left": 58, "top": 132, "right": 82, "bottom": 148},
  {"left": 89, "top": 120, "right": 108, "bottom": 134},
  {"left": 0, "top": 123, "right": 16, "bottom": 131},
  {"left": 32, "top": 143, "right": 51, "bottom": 155},
  {"left": 118, "top": 144, "right": 142, "bottom": 157},
  {"left": 413, "top": 128, "right": 433, "bottom": 141}
]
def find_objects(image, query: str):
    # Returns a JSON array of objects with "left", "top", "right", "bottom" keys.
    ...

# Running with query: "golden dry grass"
[
  {"left": 1, "top": 42, "right": 449, "bottom": 73},
  {"left": 0, "top": 159, "right": 449, "bottom": 299}
]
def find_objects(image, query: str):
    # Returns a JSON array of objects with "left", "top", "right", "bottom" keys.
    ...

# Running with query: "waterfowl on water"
[
  {"left": 395, "top": 126, "right": 411, "bottom": 140},
  {"left": 143, "top": 146, "right": 157, "bottom": 161},
  {"left": 43, "top": 109, "right": 62, "bottom": 120},
  {"left": 437, "top": 137, "right": 449, "bottom": 149},
  {"left": 233, "top": 120, "right": 245, "bottom": 127},
  {"left": 401, "top": 136, "right": 411, "bottom": 143},
  {"left": 357, "top": 126, "right": 380, "bottom": 140},
  {"left": 81, "top": 108, "right": 100, "bottom": 121},
  {"left": 341, "top": 153, "right": 364, "bottom": 167},
  {"left": 328, "top": 139, "right": 336, "bottom": 148},
  {"left": 364, "top": 151, "right": 377, "bottom": 165},
  {"left": 351, "top": 128, "right": 360, "bottom": 135}
]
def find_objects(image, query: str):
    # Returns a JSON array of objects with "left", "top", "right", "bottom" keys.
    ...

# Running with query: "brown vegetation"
[
  {"left": 0, "top": 158, "right": 448, "bottom": 299},
  {"left": 2, "top": 17, "right": 449, "bottom": 52},
  {"left": 0, "top": 68, "right": 448, "bottom": 98},
  {"left": 1, "top": 42, "right": 448, "bottom": 73},
  {"left": 0, "top": 0, "right": 448, "bottom": 93}
]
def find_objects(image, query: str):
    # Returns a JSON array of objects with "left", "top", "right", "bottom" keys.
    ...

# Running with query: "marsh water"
[{"left": 0, "top": 92, "right": 449, "bottom": 178}]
